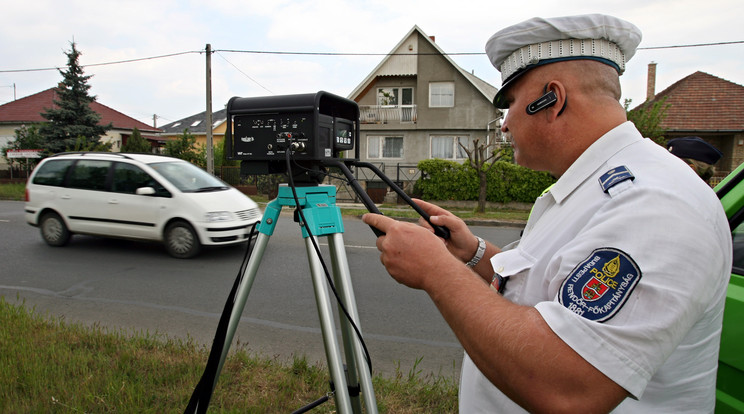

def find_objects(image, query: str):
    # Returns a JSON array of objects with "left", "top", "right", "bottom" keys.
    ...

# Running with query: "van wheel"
[
  {"left": 40, "top": 212, "right": 71, "bottom": 247},
  {"left": 164, "top": 221, "right": 201, "bottom": 259}
]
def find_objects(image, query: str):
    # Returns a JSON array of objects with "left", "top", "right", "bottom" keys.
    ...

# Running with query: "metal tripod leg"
[
  {"left": 211, "top": 185, "right": 377, "bottom": 413},
  {"left": 328, "top": 232, "right": 377, "bottom": 413},
  {"left": 304, "top": 235, "right": 354, "bottom": 413}
]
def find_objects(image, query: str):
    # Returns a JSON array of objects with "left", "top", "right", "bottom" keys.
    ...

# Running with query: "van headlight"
[{"left": 206, "top": 211, "right": 234, "bottom": 222}]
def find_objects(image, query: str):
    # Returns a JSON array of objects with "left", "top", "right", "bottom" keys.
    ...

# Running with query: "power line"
[
  {"left": 637, "top": 40, "right": 744, "bottom": 50},
  {"left": 214, "top": 51, "right": 274, "bottom": 94},
  {"left": 0, "top": 50, "right": 202, "bottom": 73},
  {"left": 1, "top": 40, "right": 741, "bottom": 74},
  {"left": 216, "top": 48, "right": 484, "bottom": 56}
]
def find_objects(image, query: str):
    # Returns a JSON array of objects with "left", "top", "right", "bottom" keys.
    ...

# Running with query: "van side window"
[
  {"left": 67, "top": 160, "right": 112, "bottom": 191},
  {"left": 112, "top": 162, "right": 169, "bottom": 196},
  {"left": 31, "top": 159, "right": 74, "bottom": 186}
]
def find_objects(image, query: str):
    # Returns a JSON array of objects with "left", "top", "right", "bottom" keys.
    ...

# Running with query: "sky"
[{"left": 1, "top": 0, "right": 743, "bottom": 128}]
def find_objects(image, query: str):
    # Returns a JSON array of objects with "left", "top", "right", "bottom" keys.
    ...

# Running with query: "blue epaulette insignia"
[{"left": 599, "top": 166, "right": 634, "bottom": 193}]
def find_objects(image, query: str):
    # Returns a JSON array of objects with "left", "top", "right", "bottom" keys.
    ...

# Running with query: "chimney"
[
  {"left": 646, "top": 62, "right": 657, "bottom": 102},
  {"left": 429, "top": 35, "right": 436, "bottom": 43}
]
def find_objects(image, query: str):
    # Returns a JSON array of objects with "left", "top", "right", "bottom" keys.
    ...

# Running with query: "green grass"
[
  {"left": 0, "top": 182, "right": 25, "bottom": 200},
  {"left": 0, "top": 297, "right": 457, "bottom": 413},
  {"left": 249, "top": 194, "right": 530, "bottom": 223}
]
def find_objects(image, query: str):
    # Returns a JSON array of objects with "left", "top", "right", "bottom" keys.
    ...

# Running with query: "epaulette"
[{"left": 599, "top": 166, "right": 634, "bottom": 193}]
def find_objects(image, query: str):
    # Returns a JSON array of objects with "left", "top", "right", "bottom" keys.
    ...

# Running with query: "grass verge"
[
  {"left": 0, "top": 182, "right": 25, "bottom": 200},
  {"left": 0, "top": 298, "right": 457, "bottom": 412}
]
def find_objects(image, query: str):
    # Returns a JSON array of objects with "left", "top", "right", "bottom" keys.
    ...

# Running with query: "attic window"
[
  {"left": 213, "top": 119, "right": 225, "bottom": 127},
  {"left": 429, "top": 82, "right": 454, "bottom": 107},
  {"left": 172, "top": 122, "right": 181, "bottom": 128},
  {"left": 191, "top": 120, "right": 202, "bottom": 127}
]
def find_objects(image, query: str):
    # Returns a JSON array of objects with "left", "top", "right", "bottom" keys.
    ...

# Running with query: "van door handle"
[
  {"left": 61, "top": 195, "right": 71, "bottom": 200},
  {"left": 108, "top": 199, "right": 119, "bottom": 204}
]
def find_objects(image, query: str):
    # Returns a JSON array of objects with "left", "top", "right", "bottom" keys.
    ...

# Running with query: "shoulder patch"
[
  {"left": 558, "top": 248, "right": 641, "bottom": 322},
  {"left": 598, "top": 166, "right": 634, "bottom": 193}
]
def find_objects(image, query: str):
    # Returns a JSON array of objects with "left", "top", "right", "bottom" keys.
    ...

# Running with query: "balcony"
[{"left": 359, "top": 105, "right": 416, "bottom": 124}]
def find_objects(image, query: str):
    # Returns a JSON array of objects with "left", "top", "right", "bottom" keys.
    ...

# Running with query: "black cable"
[{"left": 284, "top": 148, "right": 373, "bottom": 375}]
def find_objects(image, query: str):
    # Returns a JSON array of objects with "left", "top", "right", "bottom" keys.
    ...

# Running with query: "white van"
[{"left": 24, "top": 152, "right": 262, "bottom": 258}]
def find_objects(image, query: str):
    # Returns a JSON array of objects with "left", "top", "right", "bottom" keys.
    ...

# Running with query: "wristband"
[{"left": 465, "top": 236, "right": 486, "bottom": 268}]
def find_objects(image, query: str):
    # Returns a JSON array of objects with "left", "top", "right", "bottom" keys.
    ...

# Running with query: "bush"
[{"left": 417, "top": 159, "right": 554, "bottom": 203}]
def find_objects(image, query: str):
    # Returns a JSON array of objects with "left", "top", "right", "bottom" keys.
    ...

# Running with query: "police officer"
[
  {"left": 363, "top": 14, "right": 731, "bottom": 412},
  {"left": 667, "top": 136, "right": 723, "bottom": 183}
]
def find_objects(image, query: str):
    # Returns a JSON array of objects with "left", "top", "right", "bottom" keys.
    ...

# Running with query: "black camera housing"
[{"left": 225, "top": 91, "right": 359, "bottom": 182}]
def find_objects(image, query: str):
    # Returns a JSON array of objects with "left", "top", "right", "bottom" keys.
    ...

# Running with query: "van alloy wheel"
[
  {"left": 165, "top": 221, "right": 201, "bottom": 259},
  {"left": 40, "top": 212, "right": 71, "bottom": 247}
]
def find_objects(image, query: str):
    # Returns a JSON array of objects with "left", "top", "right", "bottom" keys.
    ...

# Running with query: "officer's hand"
[
  {"left": 412, "top": 199, "right": 479, "bottom": 263},
  {"left": 362, "top": 213, "right": 456, "bottom": 290}
]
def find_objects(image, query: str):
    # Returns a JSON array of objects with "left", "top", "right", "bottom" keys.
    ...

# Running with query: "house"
[
  {"left": 638, "top": 65, "right": 744, "bottom": 179},
  {"left": 347, "top": 25, "right": 502, "bottom": 201},
  {"left": 0, "top": 88, "right": 163, "bottom": 171},
  {"left": 159, "top": 108, "right": 227, "bottom": 149}
]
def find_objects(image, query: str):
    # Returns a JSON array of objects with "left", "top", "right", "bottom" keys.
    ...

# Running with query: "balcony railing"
[{"left": 359, "top": 105, "right": 416, "bottom": 124}]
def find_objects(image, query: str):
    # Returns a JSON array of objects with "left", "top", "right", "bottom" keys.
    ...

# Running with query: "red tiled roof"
[
  {"left": 0, "top": 88, "right": 161, "bottom": 133},
  {"left": 638, "top": 71, "right": 744, "bottom": 132}
]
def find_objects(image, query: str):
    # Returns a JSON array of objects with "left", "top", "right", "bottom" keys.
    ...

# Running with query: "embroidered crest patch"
[
  {"left": 559, "top": 248, "right": 641, "bottom": 322},
  {"left": 598, "top": 166, "right": 634, "bottom": 193}
]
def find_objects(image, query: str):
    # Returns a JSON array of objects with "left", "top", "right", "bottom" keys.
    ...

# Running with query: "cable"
[
  {"left": 3, "top": 40, "right": 742, "bottom": 74},
  {"left": 214, "top": 51, "right": 275, "bottom": 95},
  {"left": 284, "top": 147, "right": 373, "bottom": 374},
  {"left": 0, "top": 50, "right": 201, "bottom": 73}
]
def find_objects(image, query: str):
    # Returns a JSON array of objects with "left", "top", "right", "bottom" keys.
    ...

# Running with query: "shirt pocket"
[{"left": 489, "top": 248, "right": 535, "bottom": 302}]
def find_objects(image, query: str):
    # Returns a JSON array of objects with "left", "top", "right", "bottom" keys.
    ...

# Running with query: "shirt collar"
[{"left": 550, "top": 121, "right": 643, "bottom": 204}]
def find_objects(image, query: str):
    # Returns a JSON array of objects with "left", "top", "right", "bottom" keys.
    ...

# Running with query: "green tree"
[
  {"left": 458, "top": 138, "right": 510, "bottom": 213},
  {"left": 67, "top": 135, "right": 113, "bottom": 152},
  {"left": 625, "top": 97, "right": 669, "bottom": 146},
  {"left": 121, "top": 127, "right": 152, "bottom": 153},
  {"left": 165, "top": 129, "right": 204, "bottom": 167},
  {"left": 1, "top": 124, "right": 45, "bottom": 172},
  {"left": 39, "top": 42, "right": 111, "bottom": 154}
]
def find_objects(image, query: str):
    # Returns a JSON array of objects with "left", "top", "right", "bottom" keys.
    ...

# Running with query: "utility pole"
[
  {"left": 153, "top": 114, "right": 158, "bottom": 128},
  {"left": 205, "top": 43, "right": 214, "bottom": 175}
]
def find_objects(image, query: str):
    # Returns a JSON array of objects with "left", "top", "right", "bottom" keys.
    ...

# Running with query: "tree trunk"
[{"left": 477, "top": 169, "right": 488, "bottom": 213}]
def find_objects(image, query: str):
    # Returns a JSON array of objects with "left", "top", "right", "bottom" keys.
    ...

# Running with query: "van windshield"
[{"left": 149, "top": 161, "right": 229, "bottom": 193}]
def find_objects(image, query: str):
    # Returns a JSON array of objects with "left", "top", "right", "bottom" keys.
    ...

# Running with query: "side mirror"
[{"left": 135, "top": 187, "right": 156, "bottom": 196}]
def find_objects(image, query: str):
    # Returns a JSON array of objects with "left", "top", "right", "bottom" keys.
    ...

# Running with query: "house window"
[
  {"left": 429, "top": 82, "right": 454, "bottom": 107},
  {"left": 430, "top": 135, "right": 473, "bottom": 159},
  {"left": 368, "top": 136, "right": 404, "bottom": 159},
  {"left": 377, "top": 87, "right": 413, "bottom": 106},
  {"left": 377, "top": 87, "right": 415, "bottom": 122}
]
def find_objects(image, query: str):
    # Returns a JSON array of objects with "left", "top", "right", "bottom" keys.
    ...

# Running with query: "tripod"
[{"left": 203, "top": 183, "right": 378, "bottom": 413}]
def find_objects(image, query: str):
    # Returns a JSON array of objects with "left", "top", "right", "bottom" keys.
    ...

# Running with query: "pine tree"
[
  {"left": 121, "top": 127, "right": 152, "bottom": 153},
  {"left": 39, "top": 42, "right": 112, "bottom": 154}
]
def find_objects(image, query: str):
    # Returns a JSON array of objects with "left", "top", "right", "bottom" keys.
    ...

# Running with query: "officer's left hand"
[{"left": 362, "top": 213, "right": 457, "bottom": 290}]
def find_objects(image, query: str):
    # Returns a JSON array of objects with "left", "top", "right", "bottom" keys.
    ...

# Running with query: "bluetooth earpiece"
[
  {"left": 525, "top": 90, "right": 557, "bottom": 115},
  {"left": 525, "top": 84, "right": 567, "bottom": 116}
]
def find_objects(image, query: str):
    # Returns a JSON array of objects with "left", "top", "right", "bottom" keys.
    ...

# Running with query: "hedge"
[{"left": 415, "top": 159, "right": 556, "bottom": 203}]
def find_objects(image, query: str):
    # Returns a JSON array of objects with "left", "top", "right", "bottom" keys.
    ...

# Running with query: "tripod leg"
[
  {"left": 215, "top": 232, "right": 271, "bottom": 384},
  {"left": 304, "top": 236, "right": 354, "bottom": 414},
  {"left": 328, "top": 233, "right": 378, "bottom": 414}
]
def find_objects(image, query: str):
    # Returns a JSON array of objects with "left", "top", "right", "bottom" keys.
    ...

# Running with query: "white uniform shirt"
[{"left": 459, "top": 122, "right": 732, "bottom": 413}]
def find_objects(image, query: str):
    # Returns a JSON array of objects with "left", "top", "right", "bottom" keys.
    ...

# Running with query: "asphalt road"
[{"left": 0, "top": 199, "right": 523, "bottom": 380}]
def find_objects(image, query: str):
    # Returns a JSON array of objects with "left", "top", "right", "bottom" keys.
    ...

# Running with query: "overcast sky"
[{"left": 2, "top": 0, "right": 743, "bottom": 127}]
